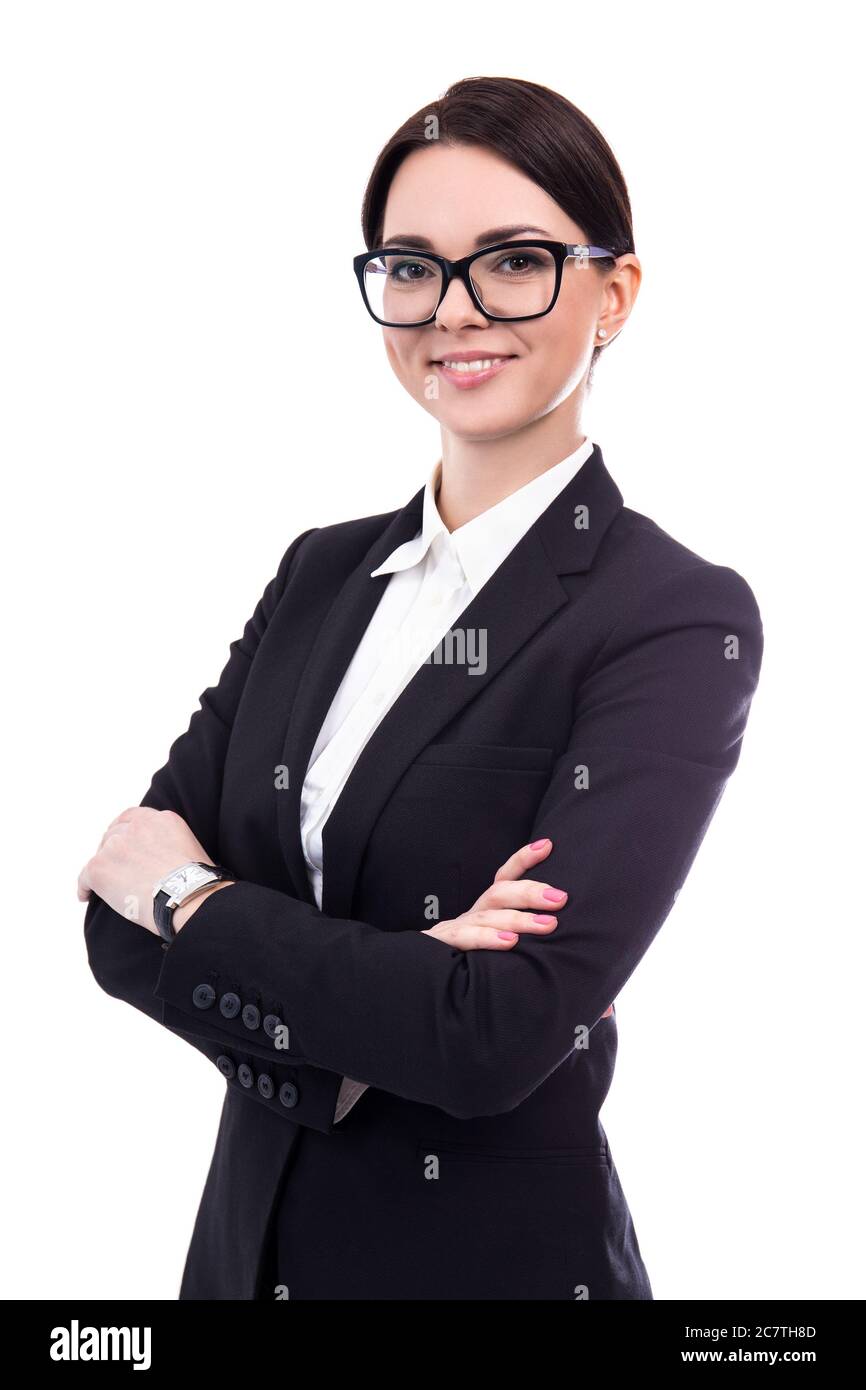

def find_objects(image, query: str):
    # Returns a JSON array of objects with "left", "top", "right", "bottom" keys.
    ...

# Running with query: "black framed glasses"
[{"left": 353, "top": 239, "right": 618, "bottom": 327}]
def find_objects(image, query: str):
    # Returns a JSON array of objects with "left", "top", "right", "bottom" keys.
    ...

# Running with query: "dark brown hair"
[{"left": 360, "top": 76, "right": 635, "bottom": 383}]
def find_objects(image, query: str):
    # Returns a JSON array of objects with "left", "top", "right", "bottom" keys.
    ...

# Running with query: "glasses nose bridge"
[{"left": 436, "top": 251, "right": 486, "bottom": 321}]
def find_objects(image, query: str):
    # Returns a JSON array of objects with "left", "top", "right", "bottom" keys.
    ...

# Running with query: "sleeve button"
[
  {"left": 216, "top": 1055, "right": 236, "bottom": 1080},
  {"left": 241, "top": 1004, "right": 261, "bottom": 1031},
  {"left": 257, "top": 1074, "right": 275, "bottom": 1099},
  {"left": 192, "top": 983, "right": 216, "bottom": 1010},
  {"left": 237, "top": 1063, "right": 254, "bottom": 1088},
  {"left": 263, "top": 1013, "right": 283, "bottom": 1039},
  {"left": 279, "top": 1082, "right": 299, "bottom": 1109},
  {"left": 219, "top": 991, "right": 241, "bottom": 1019}
]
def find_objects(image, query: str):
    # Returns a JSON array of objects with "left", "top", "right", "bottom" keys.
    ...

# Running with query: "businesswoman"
[{"left": 80, "top": 76, "right": 763, "bottom": 1300}]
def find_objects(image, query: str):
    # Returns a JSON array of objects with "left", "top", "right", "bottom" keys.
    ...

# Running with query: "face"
[{"left": 375, "top": 142, "right": 636, "bottom": 443}]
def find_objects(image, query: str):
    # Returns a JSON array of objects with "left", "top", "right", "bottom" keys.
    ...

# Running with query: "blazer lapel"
[
  {"left": 276, "top": 486, "right": 426, "bottom": 904},
  {"left": 278, "top": 445, "right": 623, "bottom": 920}
]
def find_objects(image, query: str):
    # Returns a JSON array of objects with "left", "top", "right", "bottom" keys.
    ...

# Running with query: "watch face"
[{"left": 163, "top": 862, "right": 213, "bottom": 901}]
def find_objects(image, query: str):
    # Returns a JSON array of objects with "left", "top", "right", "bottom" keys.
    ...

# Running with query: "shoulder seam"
[{"left": 574, "top": 561, "right": 721, "bottom": 720}]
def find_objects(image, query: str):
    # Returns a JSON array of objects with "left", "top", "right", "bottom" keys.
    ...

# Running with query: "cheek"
[
  {"left": 383, "top": 335, "right": 402, "bottom": 376},
  {"left": 524, "top": 320, "right": 590, "bottom": 398},
  {"left": 519, "top": 336, "right": 578, "bottom": 399},
  {"left": 385, "top": 338, "right": 429, "bottom": 398}
]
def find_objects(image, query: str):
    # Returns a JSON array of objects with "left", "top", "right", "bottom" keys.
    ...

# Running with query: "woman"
[{"left": 80, "top": 76, "right": 763, "bottom": 1300}]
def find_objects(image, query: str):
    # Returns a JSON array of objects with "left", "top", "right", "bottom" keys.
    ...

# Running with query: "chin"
[
  {"left": 439, "top": 418, "right": 531, "bottom": 444},
  {"left": 438, "top": 401, "right": 535, "bottom": 439}
]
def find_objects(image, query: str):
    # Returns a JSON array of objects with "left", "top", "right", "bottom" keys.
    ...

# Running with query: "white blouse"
[{"left": 299, "top": 436, "right": 596, "bottom": 1122}]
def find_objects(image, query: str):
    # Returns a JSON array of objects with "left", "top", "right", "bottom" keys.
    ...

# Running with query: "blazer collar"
[
  {"left": 371, "top": 435, "right": 597, "bottom": 598},
  {"left": 277, "top": 443, "right": 623, "bottom": 916}
]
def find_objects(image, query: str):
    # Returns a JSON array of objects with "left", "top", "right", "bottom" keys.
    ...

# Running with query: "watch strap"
[{"left": 153, "top": 862, "right": 229, "bottom": 942}]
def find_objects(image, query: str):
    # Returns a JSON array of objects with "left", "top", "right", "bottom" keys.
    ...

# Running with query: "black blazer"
[{"left": 84, "top": 444, "right": 763, "bottom": 1300}]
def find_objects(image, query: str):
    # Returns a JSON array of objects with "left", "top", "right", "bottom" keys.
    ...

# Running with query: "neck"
[{"left": 435, "top": 396, "right": 588, "bottom": 532}]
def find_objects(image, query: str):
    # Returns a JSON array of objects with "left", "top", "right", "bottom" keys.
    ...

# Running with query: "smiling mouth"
[{"left": 432, "top": 355, "right": 516, "bottom": 374}]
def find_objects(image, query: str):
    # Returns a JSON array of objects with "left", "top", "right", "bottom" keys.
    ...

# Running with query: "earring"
[{"left": 597, "top": 328, "right": 608, "bottom": 339}]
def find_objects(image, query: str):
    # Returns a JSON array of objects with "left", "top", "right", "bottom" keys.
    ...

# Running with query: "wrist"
[{"left": 172, "top": 879, "right": 236, "bottom": 932}]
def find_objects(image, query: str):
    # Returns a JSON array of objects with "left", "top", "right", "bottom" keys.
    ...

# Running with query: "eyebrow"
[{"left": 379, "top": 224, "right": 553, "bottom": 251}]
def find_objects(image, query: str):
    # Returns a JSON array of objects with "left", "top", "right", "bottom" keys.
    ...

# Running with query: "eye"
[
  {"left": 389, "top": 259, "right": 436, "bottom": 284},
  {"left": 492, "top": 252, "right": 544, "bottom": 276}
]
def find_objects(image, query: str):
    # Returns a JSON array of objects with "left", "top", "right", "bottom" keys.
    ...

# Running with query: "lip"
[{"left": 431, "top": 353, "right": 516, "bottom": 390}]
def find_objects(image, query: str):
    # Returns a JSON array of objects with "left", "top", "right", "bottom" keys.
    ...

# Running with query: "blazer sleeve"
[
  {"left": 82, "top": 525, "right": 352, "bottom": 1135},
  {"left": 149, "top": 560, "right": 764, "bottom": 1120}
]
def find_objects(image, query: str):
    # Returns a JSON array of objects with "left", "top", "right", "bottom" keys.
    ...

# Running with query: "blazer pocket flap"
[{"left": 414, "top": 742, "right": 555, "bottom": 772}]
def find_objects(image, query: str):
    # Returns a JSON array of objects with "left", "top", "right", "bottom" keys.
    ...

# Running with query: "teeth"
[{"left": 441, "top": 358, "right": 506, "bottom": 372}]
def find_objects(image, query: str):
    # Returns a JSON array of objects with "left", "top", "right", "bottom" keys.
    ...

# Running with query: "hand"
[
  {"left": 77, "top": 806, "right": 226, "bottom": 936},
  {"left": 423, "top": 838, "right": 567, "bottom": 952},
  {"left": 424, "top": 839, "right": 615, "bottom": 1016}
]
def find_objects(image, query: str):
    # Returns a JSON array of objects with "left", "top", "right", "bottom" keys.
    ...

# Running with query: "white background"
[{"left": 1, "top": 1, "right": 862, "bottom": 1300}]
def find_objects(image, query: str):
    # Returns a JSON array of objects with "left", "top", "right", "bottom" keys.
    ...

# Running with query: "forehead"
[{"left": 381, "top": 143, "right": 581, "bottom": 253}]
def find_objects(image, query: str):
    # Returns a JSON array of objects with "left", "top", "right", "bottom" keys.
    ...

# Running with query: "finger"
[
  {"left": 77, "top": 862, "right": 92, "bottom": 901},
  {"left": 473, "top": 876, "right": 568, "bottom": 915},
  {"left": 423, "top": 922, "right": 520, "bottom": 951},
  {"left": 492, "top": 837, "right": 553, "bottom": 884},
  {"left": 99, "top": 821, "right": 132, "bottom": 850},
  {"left": 426, "top": 910, "right": 560, "bottom": 951},
  {"left": 470, "top": 908, "right": 561, "bottom": 935},
  {"left": 98, "top": 804, "right": 148, "bottom": 842}
]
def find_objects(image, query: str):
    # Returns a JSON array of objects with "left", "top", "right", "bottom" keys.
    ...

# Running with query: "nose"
[{"left": 435, "top": 274, "right": 488, "bottom": 333}]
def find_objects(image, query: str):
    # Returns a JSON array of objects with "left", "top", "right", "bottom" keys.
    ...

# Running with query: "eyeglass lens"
[{"left": 363, "top": 243, "right": 559, "bottom": 324}]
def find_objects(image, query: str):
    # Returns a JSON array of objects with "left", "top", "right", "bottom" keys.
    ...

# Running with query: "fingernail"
[
  {"left": 530, "top": 838, "right": 550, "bottom": 850},
  {"left": 543, "top": 887, "right": 567, "bottom": 901},
  {"left": 497, "top": 931, "right": 519, "bottom": 941},
  {"left": 532, "top": 914, "right": 558, "bottom": 925}
]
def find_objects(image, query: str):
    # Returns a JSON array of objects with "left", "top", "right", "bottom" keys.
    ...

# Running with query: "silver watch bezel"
[{"left": 153, "top": 861, "right": 221, "bottom": 908}]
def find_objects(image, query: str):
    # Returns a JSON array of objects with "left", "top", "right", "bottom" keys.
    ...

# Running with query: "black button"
[
  {"left": 279, "top": 1082, "right": 299, "bottom": 1109},
  {"left": 237, "top": 1063, "right": 254, "bottom": 1089},
  {"left": 192, "top": 983, "right": 216, "bottom": 1010},
  {"left": 263, "top": 1013, "right": 283, "bottom": 1039},
  {"left": 257, "top": 1073, "right": 275, "bottom": 1100},
  {"left": 219, "top": 991, "right": 241, "bottom": 1019},
  {"left": 216, "top": 1055, "right": 236, "bottom": 1080},
  {"left": 241, "top": 1004, "right": 261, "bottom": 1031}
]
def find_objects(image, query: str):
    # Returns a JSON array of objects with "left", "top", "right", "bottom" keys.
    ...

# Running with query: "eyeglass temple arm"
[{"left": 566, "top": 244, "right": 618, "bottom": 261}]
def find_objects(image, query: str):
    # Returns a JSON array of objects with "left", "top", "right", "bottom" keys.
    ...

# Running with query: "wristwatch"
[{"left": 152, "top": 861, "right": 231, "bottom": 942}]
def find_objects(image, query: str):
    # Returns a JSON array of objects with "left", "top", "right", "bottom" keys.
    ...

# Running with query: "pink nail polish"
[
  {"left": 532, "top": 915, "right": 558, "bottom": 925},
  {"left": 530, "top": 838, "right": 549, "bottom": 850},
  {"left": 543, "top": 887, "right": 567, "bottom": 901},
  {"left": 497, "top": 931, "right": 518, "bottom": 941}
]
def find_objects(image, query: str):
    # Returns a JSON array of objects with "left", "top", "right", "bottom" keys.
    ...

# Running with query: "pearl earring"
[{"left": 597, "top": 328, "right": 607, "bottom": 339}]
